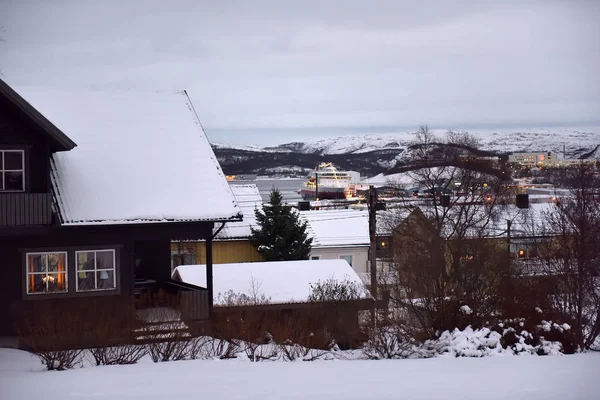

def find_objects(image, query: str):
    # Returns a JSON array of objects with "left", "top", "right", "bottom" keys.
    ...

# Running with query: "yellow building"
[
  {"left": 171, "top": 184, "right": 264, "bottom": 269},
  {"left": 171, "top": 240, "right": 262, "bottom": 268}
]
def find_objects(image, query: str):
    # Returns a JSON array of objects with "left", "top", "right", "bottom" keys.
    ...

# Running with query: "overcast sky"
[{"left": 1, "top": 0, "right": 599, "bottom": 145}]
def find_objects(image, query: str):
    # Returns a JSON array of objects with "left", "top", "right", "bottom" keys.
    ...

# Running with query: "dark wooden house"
[{"left": 0, "top": 80, "right": 241, "bottom": 347}]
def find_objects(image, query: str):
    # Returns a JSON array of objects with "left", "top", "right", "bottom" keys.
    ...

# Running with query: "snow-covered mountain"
[
  {"left": 216, "top": 127, "right": 600, "bottom": 159},
  {"left": 212, "top": 127, "right": 600, "bottom": 177}
]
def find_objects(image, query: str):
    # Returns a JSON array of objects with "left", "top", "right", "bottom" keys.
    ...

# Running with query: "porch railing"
[{"left": 166, "top": 280, "right": 210, "bottom": 321}]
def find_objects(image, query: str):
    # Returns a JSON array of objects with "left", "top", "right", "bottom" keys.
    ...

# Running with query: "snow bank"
[{"left": 1, "top": 347, "right": 598, "bottom": 400}]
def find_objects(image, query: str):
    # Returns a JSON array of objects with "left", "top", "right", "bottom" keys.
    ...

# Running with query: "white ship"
[{"left": 300, "top": 163, "right": 360, "bottom": 200}]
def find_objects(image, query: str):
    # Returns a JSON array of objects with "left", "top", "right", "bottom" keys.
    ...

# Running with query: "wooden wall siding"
[
  {"left": 0, "top": 101, "right": 53, "bottom": 193},
  {"left": 0, "top": 193, "right": 52, "bottom": 226},
  {"left": 180, "top": 289, "right": 209, "bottom": 321}
]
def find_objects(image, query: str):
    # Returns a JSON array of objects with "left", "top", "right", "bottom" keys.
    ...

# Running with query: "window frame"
[
  {"left": 0, "top": 149, "right": 26, "bottom": 192},
  {"left": 21, "top": 246, "right": 121, "bottom": 300},
  {"left": 75, "top": 249, "right": 117, "bottom": 292},
  {"left": 170, "top": 249, "right": 197, "bottom": 271},
  {"left": 25, "top": 251, "right": 69, "bottom": 295}
]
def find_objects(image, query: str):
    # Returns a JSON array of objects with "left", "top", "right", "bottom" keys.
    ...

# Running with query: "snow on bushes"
[
  {"left": 426, "top": 324, "right": 564, "bottom": 357},
  {"left": 425, "top": 318, "right": 570, "bottom": 357},
  {"left": 459, "top": 305, "right": 473, "bottom": 315},
  {"left": 429, "top": 327, "right": 503, "bottom": 357}
]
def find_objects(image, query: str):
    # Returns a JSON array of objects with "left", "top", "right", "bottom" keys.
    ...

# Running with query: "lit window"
[
  {"left": 26, "top": 252, "right": 67, "bottom": 294},
  {"left": 518, "top": 249, "right": 526, "bottom": 258},
  {"left": 76, "top": 250, "right": 116, "bottom": 291},
  {"left": 0, "top": 150, "right": 25, "bottom": 191}
]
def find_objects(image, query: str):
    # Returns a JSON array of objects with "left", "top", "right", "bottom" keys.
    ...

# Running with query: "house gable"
[{"left": 0, "top": 79, "right": 76, "bottom": 153}]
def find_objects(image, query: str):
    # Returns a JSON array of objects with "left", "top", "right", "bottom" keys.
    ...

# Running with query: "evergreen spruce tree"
[{"left": 250, "top": 189, "right": 313, "bottom": 261}]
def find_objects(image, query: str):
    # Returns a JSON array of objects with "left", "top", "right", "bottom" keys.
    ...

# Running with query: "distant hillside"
[{"left": 212, "top": 128, "right": 600, "bottom": 177}]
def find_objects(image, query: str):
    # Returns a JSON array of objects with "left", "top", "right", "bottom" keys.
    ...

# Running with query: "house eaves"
[{"left": 0, "top": 79, "right": 76, "bottom": 152}]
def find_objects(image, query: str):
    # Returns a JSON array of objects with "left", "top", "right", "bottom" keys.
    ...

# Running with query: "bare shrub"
[
  {"left": 16, "top": 297, "right": 137, "bottom": 370},
  {"left": 308, "top": 277, "right": 369, "bottom": 349},
  {"left": 268, "top": 310, "right": 335, "bottom": 361},
  {"left": 202, "top": 335, "right": 243, "bottom": 360},
  {"left": 364, "top": 324, "right": 422, "bottom": 359},
  {"left": 35, "top": 349, "right": 84, "bottom": 371},
  {"left": 246, "top": 342, "right": 280, "bottom": 362},
  {"left": 89, "top": 345, "right": 147, "bottom": 366},
  {"left": 146, "top": 339, "right": 190, "bottom": 362},
  {"left": 138, "top": 307, "right": 195, "bottom": 362},
  {"left": 185, "top": 336, "right": 213, "bottom": 359},
  {"left": 211, "top": 277, "right": 278, "bottom": 361}
]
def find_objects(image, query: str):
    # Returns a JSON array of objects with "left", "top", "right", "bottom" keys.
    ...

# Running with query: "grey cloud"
[{"left": 0, "top": 0, "right": 598, "bottom": 145}]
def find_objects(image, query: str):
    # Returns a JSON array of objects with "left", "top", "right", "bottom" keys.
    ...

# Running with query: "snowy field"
[{"left": 1, "top": 348, "right": 598, "bottom": 400}]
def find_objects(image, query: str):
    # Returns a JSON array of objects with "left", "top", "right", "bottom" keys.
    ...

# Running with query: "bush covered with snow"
[
  {"left": 493, "top": 317, "right": 578, "bottom": 355},
  {"left": 424, "top": 322, "right": 571, "bottom": 357},
  {"left": 428, "top": 327, "right": 504, "bottom": 357}
]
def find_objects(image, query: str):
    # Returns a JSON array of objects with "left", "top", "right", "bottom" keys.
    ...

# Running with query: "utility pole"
[
  {"left": 315, "top": 171, "right": 319, "bottom": 200},
  {"left": 368, "top": 185, "right": 378, "bottom": 325},
  {"left": 506, "top": 219, "right": 512, "bottom": 270}
]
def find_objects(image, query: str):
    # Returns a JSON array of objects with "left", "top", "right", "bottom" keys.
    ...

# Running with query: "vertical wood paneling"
[
  {"left": 0, "top": 192, "right": 52, "bottom": 226},
  {"left": 180, "top": 289, "right": 209, "bottom": 320},
  {"left": 194, "top": 240, "right": 262, "bottom": 264}
]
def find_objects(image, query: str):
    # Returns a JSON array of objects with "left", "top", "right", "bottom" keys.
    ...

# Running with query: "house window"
[
  {"left": 0, "top": 150, "right": 25, "bottom": 191},
  {"left": 171, "top": 251, "right": 196, "bottom": 271},
  {"left": 75, "top": 249, "right": 116, "bottom": 292},
  {"left": 26, "top": 252, "right": 68, "bottom": 294},
  {"left": 310, "top": 255, "right": 320, "bottom": 260},
  {"left": 339, "top": 255, "right": 353, "bottom": 267}
]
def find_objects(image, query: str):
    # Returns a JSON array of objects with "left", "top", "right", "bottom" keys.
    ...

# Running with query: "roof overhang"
[{"left": 0, "top": 79, "right": 76, "bottom": 152}]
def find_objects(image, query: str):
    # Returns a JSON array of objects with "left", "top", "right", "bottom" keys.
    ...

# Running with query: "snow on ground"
[{"left": 1, "top": 348, "right": 598, "bottom": 400}]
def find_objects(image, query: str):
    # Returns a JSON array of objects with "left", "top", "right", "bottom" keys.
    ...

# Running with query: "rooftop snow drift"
[
  {"left": 17, "top": 88, "right": 241, "bottom": 225},
  {"left": 172, "top": 259, "right": 370, "bottom": 305}
]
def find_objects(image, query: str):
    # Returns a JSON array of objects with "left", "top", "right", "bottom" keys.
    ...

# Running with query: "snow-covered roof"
[
  {"left": 300, "top": 209, "right": 370, "bottom": 248},
  {"left": 172, "top": 259, "right": 371, "bottom": 306},
  {"left": 217, "top": 184, "right": 262, "bottom": 239},
  {"left": 362, "top": 172, "right": 415, "bottom": 187},
  {"left": 17, "top": 88, "right": 241, "bottom": 225}
]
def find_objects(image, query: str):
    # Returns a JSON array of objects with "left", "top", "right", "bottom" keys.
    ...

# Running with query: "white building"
[
  {"left": 300, "top": 209, "right": 370, "bottom": 274},
  {"left": 508, "top": 152, "right": 564, "bottom": 167}
]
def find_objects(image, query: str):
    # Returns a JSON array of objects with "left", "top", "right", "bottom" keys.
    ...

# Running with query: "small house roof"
[
  {"left": 300, "top": 209, "right": 370, "bottom": 247},
  {"left": 17, "top": 88, "right": 241, "bottom": 225},
  {"left": 172, "top": 259, "right": 370, "bottom": 306}
]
